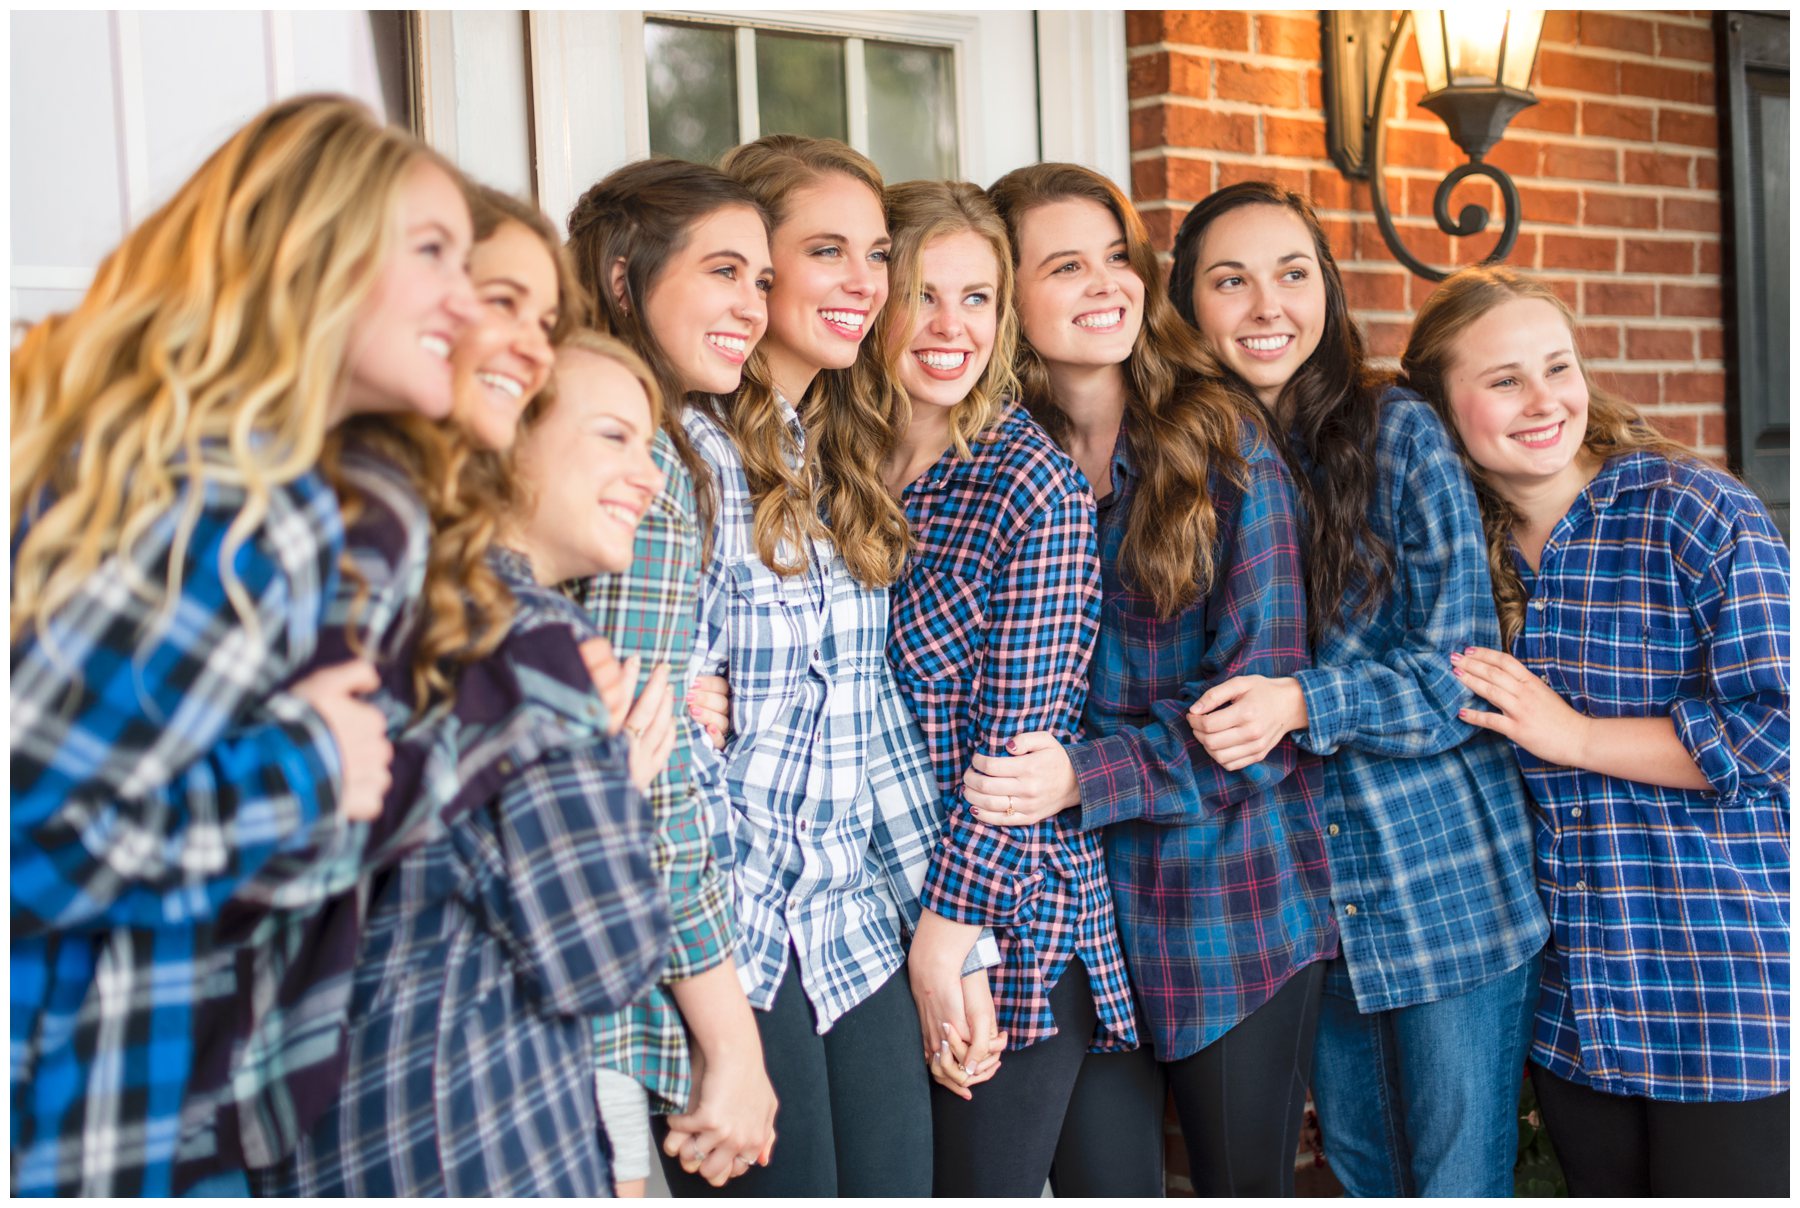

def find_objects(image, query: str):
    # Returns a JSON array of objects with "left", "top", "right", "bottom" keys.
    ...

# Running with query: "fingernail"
[
  {"left": 1449, "top": 651, "right": 1462, "bottom": 662},
  {"left": 1452, "top": 667, "right": 1463, "bottom": 677},
  {"left": 1006, "top": 738, "right": 1018, "bottom": 752}
]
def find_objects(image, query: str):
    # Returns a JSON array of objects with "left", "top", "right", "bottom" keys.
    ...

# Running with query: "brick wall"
[{"left": 1126, "top": 9, "right": 1728, "bottom": 459}]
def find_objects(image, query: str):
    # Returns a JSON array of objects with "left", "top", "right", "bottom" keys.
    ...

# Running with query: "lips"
[
  {"left": 420, "top": 334, "right": 452, "bottom": 359},
  {"left": 912, "top": 349, "right": 970, "bottom": 380},
  {"left": 1236, "top": 334, "right": 1294, "bottom": 360},
  {"left": 820, "top": 308, "right": 869, "bottom": 340},
  {"left": 706, "top": 332, "right": 749, "bottom": 363},
  {"left": 596, "top": 498, "right": 646, "bottom": 530},
  {"left": 1509, "top": 421, "right": 1563, "bottom": 448},
  {"left": 475, "top": 371, "right": 525, "bottom": 403},
  {"left": 1074, "top": 308, "right": 1125, "bottom": 330}
]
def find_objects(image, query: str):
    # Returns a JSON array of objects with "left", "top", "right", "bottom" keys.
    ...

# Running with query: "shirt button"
[
  {"left": 498, "top": 757, "right": 515, "bottom": 775},
  {"left": 1570, "top": 807, "right": 1583, "bottom": 819},
  {"left": 1575, "top": 880, "right": 1587, "bottom": 892},
  {"left": 1344, "top": 904, "right": 1358, "bottom": 916},
  {"left": 1327, "top": 823, "right": 1340, "bottom": 837},
  {"left": 798, "top": 820, "right": 810, "bottom": 833},
  {"left": 1531, "top": 598, "right": 1547, "bottom": 612}
]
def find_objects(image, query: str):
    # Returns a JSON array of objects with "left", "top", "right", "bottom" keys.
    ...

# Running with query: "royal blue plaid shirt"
[
  {"left": 1511, "top": 450, "right": 1789, "bottom": 1103},
  {"left": 891, "top": 403, "right": 1136, "bottom": 1054},
  {"left": 1067, "top": 425, "right": 1337, "bottom": 1061},
  {"left": 1293, "top": 392, "right": 1546, "bottom": 1013},
  {"left": 11, "top": 467, "right": 345, "bottom": 1197}
]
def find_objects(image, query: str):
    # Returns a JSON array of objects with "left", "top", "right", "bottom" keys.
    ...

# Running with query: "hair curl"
[
  {"left": 1402, "top": 264, "right": 1696, "bottom": 645},
  {"left": 1169, "top": 181, "right": 1391, "bottom": 642},
  {"left": 987, "top": 162, "right": 1254, "bottom": 616}
]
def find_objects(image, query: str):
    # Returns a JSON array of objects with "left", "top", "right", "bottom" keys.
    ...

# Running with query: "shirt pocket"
[
  {"left": 892, "top": 565, "right": 989, "bottom": 685},
  {"left": 725, "top": 556, "right": 813, "bottom": 703},
  {"left": 1574, "top": 615, "right": 1694, "bottom": 716},
  {"left": 1099, "top": 591, "right": 1207, "bottom": 708}
]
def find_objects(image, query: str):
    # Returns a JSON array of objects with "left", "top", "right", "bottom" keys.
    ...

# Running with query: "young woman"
[
  {"left": 9, "top": 94, "right": 469, "bottom": 1197},
  {"left": 669, "top": 135, "right": 999, "bottom": 1197},
  {"left": 870, "top": 179, "right": 1137, "bottom": 1196},
  {"left": 971, "top": 163, "right": 1336, "bottom": 1196},
  {"left": 1406, "top": 266, "right": 1789, "bottom": 1198},
  {"left": 266, "top": 330, "right": 676, "bottom": 1196},
  {"left": 563, "top": 159, "right": 778, "bottom": 1194},
  {"left": 1169, "top": 183, "right": 1547, "bottom": 1196}
]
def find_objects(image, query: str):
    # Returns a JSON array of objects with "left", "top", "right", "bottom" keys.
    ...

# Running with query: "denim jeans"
[{"left": 1310, "top": 947, "right": 1544, "bottom": 1197}]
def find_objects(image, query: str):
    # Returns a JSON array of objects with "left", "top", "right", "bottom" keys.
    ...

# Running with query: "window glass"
[
  {"left": 755, "top": 31, "right": 847, "bottom": 143},
  {"left": 865, "top": 41, "right": 956, "bottom": 183},
  {"left": 645, "top": 20, "right": 737, "bottom": 165}
]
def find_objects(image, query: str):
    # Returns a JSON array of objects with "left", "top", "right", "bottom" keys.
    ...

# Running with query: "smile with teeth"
[
  {"left": 597, "top": 500, "right": 642, "bottom": 527},
  {"left": 914, "top": 350, "right": 968, "bottom": 371},
  {"left": 706, "top": 333, "right": 748, "bottom": 358},
  {"left": 420, "top": 334, "right": 452, "bottom": 359},
  {"left": 820, "top": 309, "right": 867, "bottom": 338},
  {"left": 1074, "top": 309, "right": 1124, "bottom": 330},
  {"left": 1510, "top": 422, "right": 1563, "bottom": 448},
  {"left": 475, "top": 371, "right": 524, "bottom": 402},
  {"left": 1238, "top": 335, "right": 1292, "bottom": 352}
]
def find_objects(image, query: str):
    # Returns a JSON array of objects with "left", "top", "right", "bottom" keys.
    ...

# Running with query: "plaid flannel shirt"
[
  {"left": 569, "top": 431, "right": 736, "bottom": 1115},
  {"left": 1511, "top": 451, "right": 1789, "bottom": 1103},
  {"left": 892, "top": 403, "right": 1136, "bottom": 1054},
  {"left": 686, "top": 401, "right": 996, "bottom": 1031},
  {"left": 1068, "top": 427, "right": 1337, "bottom": 1061},
  {"left": 258, "top": 547, "right": 668, "bottom": 1194},
  {"left": 1293, "top": 392, "right": 1546, "bottom": 1013},
  {"left": 11, "top": 467, "right": 345, "bottom": 1196}
]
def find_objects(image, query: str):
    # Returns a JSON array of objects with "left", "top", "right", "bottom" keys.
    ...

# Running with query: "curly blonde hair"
[
  {"left": 12, "top": 93, "right": 441, "bottom": 647},
  {"left": 987, "top": 162, "right": 1254, "bottom": 617},
  {"left": 873, "top": 180, "right": 1021, "bottom": 474},
  {"left": 717, "top": 135, "right": 907, "bottom": 588},
  {"left": 1402, "top": 264, "right": 1696, "bottom": 645}
]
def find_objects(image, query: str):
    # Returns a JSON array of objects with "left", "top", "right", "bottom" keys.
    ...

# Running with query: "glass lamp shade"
[{"left": 1413, "top": 10, "right": 1545, "bottom": 92}]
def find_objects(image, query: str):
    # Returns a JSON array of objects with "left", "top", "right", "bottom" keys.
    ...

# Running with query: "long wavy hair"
[
  {"left": 1403, "top": 265, "right": 1696, "bottom": 645},
  {"left": 873, "top": 180, "right": 1021, "bottom": 476},
  {"left": 1169, "top": 181, "right": 1391, "bottom": 641},
  {"left": 717, "top": 135, "right": 907, "bottom": 588},
  {"left": 987, "top": 162, "right": 1253, "bottom": 616},
  {"left": 11, "top": 93, "right": 441, "bottom": 646},
  {"left": 565, "top": 158, "right": 767, "bottom": 561}
]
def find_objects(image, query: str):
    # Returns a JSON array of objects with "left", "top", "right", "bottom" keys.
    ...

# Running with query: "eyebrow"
[
  {"left": 1203, "top": 251, "right": 1315, "bottom": 274},
  {"left": 1474, "top": 348, "right": 1575, "bottom": 376},
  {"left": 922, "top": 280, "right": 997, "bottom": 294},
  {"left": 407, "top": 219, "right": 459, "bottom": 243},
  {"left": 474, "top": 274, "right": 529, "bottom": 293},
  {"left": 1036, "top": 238, "right": 1126, "bottom": 270},
  {"left": 702, "top": 249, "right": 751, "bottom": 266}
]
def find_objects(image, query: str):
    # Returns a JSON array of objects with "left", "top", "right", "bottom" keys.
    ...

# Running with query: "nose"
[
  {"left": 1087, "top": 263, "right": 1121, "bottom": 295},
  {"left": 1248, "top": 280, "right": 1279, "bottom": 322},
  {"left": 844, "top": 253, "right": 877, "bottom": 298},
  {"left": 631, "top": 443, "right": 668, "bottom": 499},
  {"left": 516, "top": 319, "right": 553, "bottom": 375},
  {"left": 1518, "top": 375, "right": 1557, "bottom": 414},
  {"left": 445, "top": 274, "right": 481, "bottom": 326},
  {"left": 928, "top": 300, "right": 962, "bottom": 340},
  {"left": 734, "top": 279, "right": 766, "bottom": 325}
]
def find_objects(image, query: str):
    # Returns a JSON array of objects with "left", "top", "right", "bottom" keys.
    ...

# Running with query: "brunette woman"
[
  {"left": 563, "top": 159, "right": 778, "bottom": 1193},
  {"left": 972, "top": 163, "right": 1336, "bottom": 1196},
  {"left": 870, "top": 179, "right": 1137, "bottom": 1196},
  {"left": 10, "top": 94, "right": 469, "bottom": 1197},
  {"left": 1170, "top": 183, "right": 1547, "bottom": 1196},
  {"left": 1409, "top": 266, "right": 1788, "bottom": 1198}
]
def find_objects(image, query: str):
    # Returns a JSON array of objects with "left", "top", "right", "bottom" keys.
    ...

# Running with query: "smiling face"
[
  {"left": 1188, "top": 203, "right": 1326, "bottom": 409},
  {"left": 1442, "top": 296, "right": 1593, "bottom": 502},
  {"left": 893, "top": 229, "right": 1001, "bottom": 414},
  {"left": 1011, "top": 197, "right": 1145, "bottom": 372},
  {"left": 761, "top": 172, "right": 890, "bottom": 397},
  {"left": 510, "top": 347, "right": 668, "bottom": 582},
  {"left": 451, "top": 220, "right": 559, "bottom": 451},
  {"left": 639, "top": 203, "right": 772, "bottom": 396},
  {"left": 340, "top": 159, "right": 479, "bottom": 423}
]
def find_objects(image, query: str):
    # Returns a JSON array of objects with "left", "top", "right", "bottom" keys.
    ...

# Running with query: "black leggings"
[
  {"left": 1529, "top": 1062, "right": 1790, "bottom": 1197},
  {"left": 653, "top": 953, "right": 931, "bottom": 1197},
  {"left": 1053, "top": 960, "right": 1326, "bottom": 1198},
  {"left": 931, "top": 961, "right": 1165, "bottom": 1197}
]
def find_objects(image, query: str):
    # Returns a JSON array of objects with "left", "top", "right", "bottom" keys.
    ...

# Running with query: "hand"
[
  {"left": 937, "top": 970, "right": 1006, "bottom": 1100},
  {"left": 578, "top": 637, "right": 636, "bottom": 737},
  {"left": 290, "top": 660, "right": 391, "bottom": 822},
  {"left": 961, "top": 732, "right": 1078, "bottom": 827},
  {"left": 1451, "top": 647, "right": 1591, "bottom": 767},
  {"left": 622, "top": 664, "right": 676, "bottom": 791},
  {"left": 689, "top": 673, "right": 730, "bottom": 751},
  {"left": 907, "top": 912, "right": 1005, "bottom": 1100},
  {"left": 1187, "top": 675, "right": 1306, "bottom": 771},
  {"left": 663, "top": 1042, "right": 778, "bottom": 1186}
]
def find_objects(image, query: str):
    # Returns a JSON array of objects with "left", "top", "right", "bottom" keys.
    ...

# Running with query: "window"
[{"left": 643, "top": 15, "right": 958, "bottom": 182}]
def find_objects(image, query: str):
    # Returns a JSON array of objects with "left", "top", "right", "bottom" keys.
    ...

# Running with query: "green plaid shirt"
[{"left": 569, "top": 430, "right": 735, "bottom": 1114}]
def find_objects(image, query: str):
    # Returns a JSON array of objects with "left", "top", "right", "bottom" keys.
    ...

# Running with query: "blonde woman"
[{"left": 10, "top": 94, "right": 478, "bottom": 1196}]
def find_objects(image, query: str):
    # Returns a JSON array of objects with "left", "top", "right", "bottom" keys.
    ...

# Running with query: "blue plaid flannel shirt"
[{"left": 1512, "top": 450, "right": 1788, "bottom": 1102}]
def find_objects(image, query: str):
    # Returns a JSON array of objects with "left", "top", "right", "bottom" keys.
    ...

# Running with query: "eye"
[
  {"left": 1547, "top": 361, "right": 1570, "bottom": 376},
  {"left": 418, "top": 239, "right": 446, "bottom": 260},
  {"left": 1491, "top": 376, "right": 1518, "bottom": 389},
  {"left": 1282, "top": 267, "right": 1309, "bottom": 283},
  {"left": 483, "top": 292, "right": 517, "bottom": 315},
  {"left": 1108, "top": 250, "right": 1130, "bottom": 265},
  {"left": 713, "top": 264, "right": 738, "bottom": 281},
  {"left": 1215, "top": 274, "right": 1244, "bottom": 290},
  {"left": 963, "top": 291, "right": 990, "bottom": 307},
  {"left": 1052, "top": 260, "right": 1080, "bottom": 275},
  {"left": 869, "top": 249, "right": 889, "bottom": 265},
  {"left": 810, "top": 245, "right": 841, "bottom": 259},
  {"left": 755, "top": 275, "right": 774, "bottom": 295},
  {"left": 539, "top": 315, "right": 557, "bottom": 339},
  {"left": 918, "top": 289, "right": 936, "bottom": 306}
]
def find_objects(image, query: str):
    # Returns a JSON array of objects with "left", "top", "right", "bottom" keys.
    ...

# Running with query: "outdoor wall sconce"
[{"left": 1323, "top": 10, "right": 1546, "bottom": 281}]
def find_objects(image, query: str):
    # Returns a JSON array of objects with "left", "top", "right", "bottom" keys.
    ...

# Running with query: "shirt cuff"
[
  {"left": 1670, "top": 697, "right": 1741, "bottom": 803},
  {"left": 1069, "top": 733, "right": 1144, "bottom": 829},
  {"left": 962, "top": 928, "right": 1002, "bottom": 975},
  {"left": 1293, "top": 666, "right": 1355, "bottom": 755},
  {"left": 663, "top": 859, "right": 736, "bottom": 982}
]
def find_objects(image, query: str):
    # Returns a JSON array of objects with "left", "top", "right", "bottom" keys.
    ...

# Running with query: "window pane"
[
  {"left": 865, "top": 41, "right": 956, "bottom": 183},
  {"left": 645, "top": 20, "right": 737, "bottom": 165},
  {"left": 755, "top": 31, "right": 847, "bottom": 143}
]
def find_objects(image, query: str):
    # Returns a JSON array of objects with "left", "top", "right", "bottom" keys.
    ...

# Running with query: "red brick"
[
  {"left": 1625, "top": 238, "right": 1696, "bottom": 275},
  {"left": 1657, "top": 21, "right": 1715, "bottom": 63},
  {"left": 1264, "top": 115, "right": 1326, "bottom": 158},
  {"left": 1644, "top": 410, "right": 1699, "bottom": 444},
  {"left": 1363, "top": 319, "right": 1412, "bottom": 358},
  {"left": 1627, "top": 326, "right": 1695, "bottom": 361},
  {"left": 1695, "top": 155, "right": 1719, "bottom": 189},
  {"left": 1581, "top": 13, "right": 1656, "bottom": 55},
  {"left": 1217, "top": 160, "right": 1308, "bottom": 196},
  {"left": 1699, "top": 327, "right": 1725, "bottom": 359},
  {"left": 1305, "top": 68, "right": 1324, "bottom": 111},
  {"left": 1517, "top": 184, "right": 1581, "bottom": 225},
  {"left": 1583, "top": 100, "right": 1656, "bottom": 142},
  {"left": 1484, "top": 135, "right": 1541, "bottom": 179},
  {"left": 1214, "top": 60, "right": 1302, "bottom": 107},
  {"left": 1163, "top": 156, "right": 1214, "bottom": 202},
  {"left": 1583, "top": 191, "right": 1659, "bottom": 229},
  {"left": 1661, "top": 282, "right": 1723, "bottom": 318},
  {"left": 1132, "top": 158, "right": 1167, "bottom": 201},
  {"left": 1355, "top": 219, "right": 1452, "bottom": 267},
  {"left": 1599, "top": 369, "right": 1663, "bottom": 407},
  {"left": 1538, "top": 48, "right": 1618, "bottom": 94},
  {"left": 1536, "top": 275, "right": 1582, "bottom": 310},
  {"left": 1622, "top": 62, "right": 1706, "bottom": 104},
  {"left": 1255, "top": 13, "right": 1318, "bottom": 60},
  {"left": 1142, "top": 207, "right": 1183, "bottom": 252},
  {"left": 1131, "top": 106, "right": 1165, "bottom": 150},
  {"left": 1663, "top": 196, "right": 1721, "bottom": 233},
  {"left": 1128, "top": 52, "right": 1186, "bottom": 100},
  {"left": 1162, "top": 10, "right": 1251, "bottom": 52},
  {"left": 1701, "top": 412, "right": 1726, "bottom": 449},
  {"left": 1512, "top": 96, "right": 1579, "bottom": 134},
  {"left": 1625, "top": 150, "right": 1691, "bottom": 187},
  {"left": 1408, "top": 175, "right": 1500, "bottom": 222},
  {"left": 1659, "top": 108, "right": 1719, "bottom": 148},
  {"left": 1542, "top": 11, "right": 1579, "bottom": 44},
  {"left": 1542, "top": 233, "right": 1620, "bottom": 271},
  {"left": 1308, "top": 168, "right": 1354, "bottom": 211},
  {"left": 1698, "top": 240, "right": 1721, "bottom": 274},
  {"left": 1543, "top": 143, "right": 1620, "bottom": 183},
  {"left": 1664, "top": 370, "right": 1727, "bottom": 404},
  {"left": 1343, "top": 268, "right": 1409, "bottom": 312},
  {"left": 1165, "top": 106, "right": 1257, "bottom": 153},
  {"left": 1586, "top": 280, "right": 1657, "bottom": 315},
  {"left": 1381, "top": 127, "right": 1459, "bottom": 171},
  {"left": 1320, "top": 218, "right": 1355, "bottom": 258},
  {"left": 1578, "top": 322, "right": 1623, "bottom": 359},
  {"left": 1125, "top": 11, "right": 1162, "bottom": 46}
]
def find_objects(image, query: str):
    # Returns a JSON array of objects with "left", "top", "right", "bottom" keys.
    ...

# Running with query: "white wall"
[{"left": 10, "top": 10, "right": 401, "bottom": 327}]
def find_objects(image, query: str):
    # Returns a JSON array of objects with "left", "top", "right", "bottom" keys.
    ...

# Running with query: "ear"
[{"left": 610, "top": 258, "right": 630, "bottom": 311}]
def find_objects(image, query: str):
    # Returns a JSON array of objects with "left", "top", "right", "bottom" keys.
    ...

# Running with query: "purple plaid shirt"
[{"left": 1067, "top": 425, "right": 1337, "bottom": 1061}]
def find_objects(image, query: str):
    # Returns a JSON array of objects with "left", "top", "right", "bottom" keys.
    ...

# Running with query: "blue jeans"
[{"left": 1310, "top": 948, "right": 1543, "bottom": 1197}]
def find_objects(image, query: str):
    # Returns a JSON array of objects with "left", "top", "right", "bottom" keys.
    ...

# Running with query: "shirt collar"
[{"left": 1581, "top": 449, "right": 1674, "bottom": 512}]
